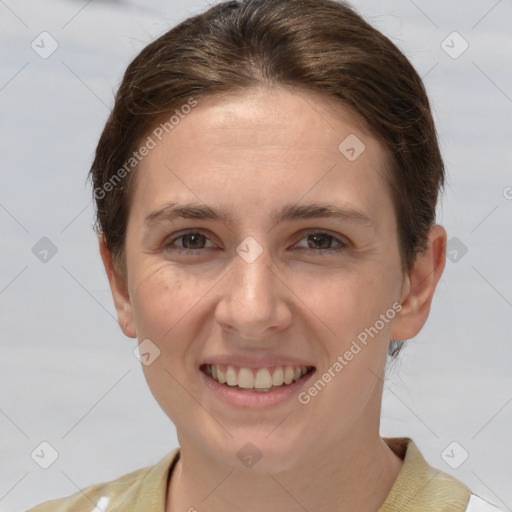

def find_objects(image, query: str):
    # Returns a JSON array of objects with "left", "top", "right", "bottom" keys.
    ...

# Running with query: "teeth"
[
  {"left": 204, "top": 364, "right": 312, "bottom": 390},
  {"left": 226, "top": 366, "right": 237, "bottom": 386},
  {"left": 254, "top": 368, "right": 273, "bottom": 389},
  {"left": 272, "top": 367, "right": 284, "bottom": 386},
  {"left": 284, "top": 366, "right": 294, "bottom": 385},
  {"left": 238, "top": 368, "right": 254, "bottom": 389}
]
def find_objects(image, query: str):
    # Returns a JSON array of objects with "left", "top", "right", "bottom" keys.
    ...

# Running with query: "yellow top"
[
  {"left": 27, "top": 437, "right": 473, "bottom": 512},
  {"left": 378, "top": 438, "right": 470, "bottom": 511}
]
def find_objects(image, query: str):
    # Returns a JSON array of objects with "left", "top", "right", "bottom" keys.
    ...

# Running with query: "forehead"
[{"left": 128, "top": 85, "right": 393, "bottom": 230}]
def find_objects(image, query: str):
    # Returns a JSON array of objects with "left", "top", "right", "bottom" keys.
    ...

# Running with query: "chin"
[{"left": 206, "top": 433, "right": 308, "bottom": 474}]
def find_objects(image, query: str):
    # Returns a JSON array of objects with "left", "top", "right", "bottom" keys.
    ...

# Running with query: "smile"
[{"left": 201, "top": 364, "right": 315, "bottom": 392}]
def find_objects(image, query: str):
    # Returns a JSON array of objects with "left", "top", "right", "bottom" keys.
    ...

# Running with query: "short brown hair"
[{"left": 89, "top": 0, "right": 444, "bottom": 290}]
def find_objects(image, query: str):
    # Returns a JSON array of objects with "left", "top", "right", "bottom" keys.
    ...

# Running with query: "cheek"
[
  {"left": 307, "top": 267, "right": 399, "bottom": 409},
  {"left": 130, "top": 266, "right": 205, "bottom": 416},
  {"left": 305, "top": 273, "right": 397, "bottom": 421},
  {"left": 313, "top": 268, "right": 397, "bottom": 344},
  {"left": 130, "top": 263, "right": 197, "bottom": 343}
]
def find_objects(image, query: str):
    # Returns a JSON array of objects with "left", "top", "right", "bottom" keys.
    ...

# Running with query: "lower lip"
[{"left": 199, "top": 368, "right": 315, "bottom": 409}]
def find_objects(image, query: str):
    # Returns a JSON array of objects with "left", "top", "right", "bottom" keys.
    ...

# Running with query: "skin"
[{"left": 99, "top": 85, "right": 446, "bottom": 512}]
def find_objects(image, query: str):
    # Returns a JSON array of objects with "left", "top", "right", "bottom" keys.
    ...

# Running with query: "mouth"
[{"left": 200, "top": 363, "right": 315, "bottom": 392}]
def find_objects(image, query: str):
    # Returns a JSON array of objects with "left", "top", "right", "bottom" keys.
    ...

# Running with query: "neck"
[{"left": 166, "top": 429, "right": 403, "bottom": 512}]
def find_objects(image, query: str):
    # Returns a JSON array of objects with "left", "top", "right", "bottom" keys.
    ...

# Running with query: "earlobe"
[
  {"left": 98, "top": 235, "right": 137, "bottom": 339},
  {"left": 391, "top": 225, "right": 447, "bottom": 342}
]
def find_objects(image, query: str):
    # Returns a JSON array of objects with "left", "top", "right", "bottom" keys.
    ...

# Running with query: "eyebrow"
[{"left": 144, "top": 202, "right": 374, "bottom": 230}]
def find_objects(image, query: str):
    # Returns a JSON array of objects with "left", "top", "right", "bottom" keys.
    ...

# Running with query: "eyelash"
[{"left": 163, "top": 230, "right": 349, "bottom": 256}]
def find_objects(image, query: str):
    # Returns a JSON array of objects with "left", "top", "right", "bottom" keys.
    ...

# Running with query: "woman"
[{"left": 28, "top": 0, "right": 504, "bottom": 510}]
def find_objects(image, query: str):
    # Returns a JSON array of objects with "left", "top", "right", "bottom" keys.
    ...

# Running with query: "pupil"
[
  {"left": 309, "top": 234, "right": 331, "bottom": 249},
  {"left": 184, "top": 233, "right": 204, "bottom": 249}
]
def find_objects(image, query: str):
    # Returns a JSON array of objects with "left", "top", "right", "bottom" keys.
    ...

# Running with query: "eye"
[
  {"left": 294, "top": 231, "right": 349, "bottom": 254},
  {"left": 164, "top": 231, "right": 217, "bottom": 255},
  {"left": 163, "top": 230, "right": 349, "bottom": 256}
]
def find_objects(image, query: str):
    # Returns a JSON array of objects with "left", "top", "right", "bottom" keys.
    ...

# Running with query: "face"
[{"left": 105, "top": 85, "right": 419, "bottom": 472}]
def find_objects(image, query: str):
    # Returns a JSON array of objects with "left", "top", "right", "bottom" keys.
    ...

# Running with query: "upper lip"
[{"left": 200, "top": 355, "right": 315, "bottom": 369}]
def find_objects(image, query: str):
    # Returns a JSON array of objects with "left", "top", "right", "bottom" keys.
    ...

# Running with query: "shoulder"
[
  {"left": 25, "top": 466, "right": 146, "bottom": 512},
  {"left": 26, "top": 449, "right": 179, "bottom": 512},
  {"left": 464, "top": 494, "right": 506, "bottom": 512},
  {"left": 381, "top": 437, "right": 504, "bottom": 512}
]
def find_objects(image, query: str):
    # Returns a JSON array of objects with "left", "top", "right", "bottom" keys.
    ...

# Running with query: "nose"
[{"left": 214, "top": 239, "right": 292, "bottom": 341}]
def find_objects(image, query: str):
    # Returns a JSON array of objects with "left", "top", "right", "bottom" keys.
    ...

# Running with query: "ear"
[
  {"left": 391, "top": 224, "right": 447, "bottom": 341},
  {"left": 98, "top": 234, "right": 137, "bottom": 338}
]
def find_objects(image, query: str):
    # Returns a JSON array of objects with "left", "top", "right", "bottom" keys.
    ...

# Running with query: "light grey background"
[{"left": 1, "top": 0, "right": 511, "bottom": 510}]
